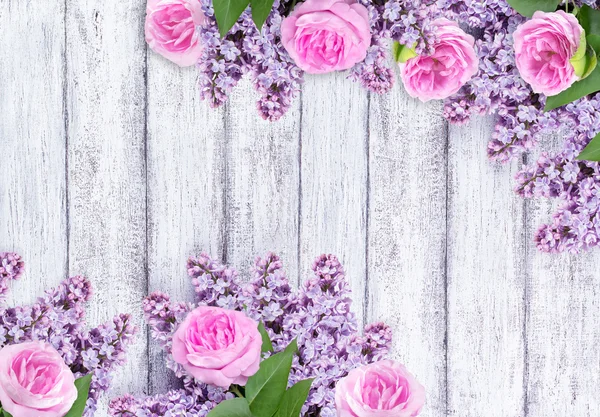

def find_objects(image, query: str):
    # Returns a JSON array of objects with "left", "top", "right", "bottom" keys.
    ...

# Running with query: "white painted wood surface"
[{"left": 2, "top": 4, "right": 600, "bottom": 417}]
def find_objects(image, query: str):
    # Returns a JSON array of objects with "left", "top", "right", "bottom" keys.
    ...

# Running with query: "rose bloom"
[
  {"left": 0, "top": 341, "right": 78, "bottom": 417},
  {"left": 513, "top": 10, "right": 584, "bottom": 96},
  {"left": 335, "top": 360, "right": 426, "bottom": 417},
  {"left": 399, "top": 18, "right": 478, "bottom": 102},
  {"left": 171, "top": 306, "right": 262, "bottom": 388},
  {"left": 280, "top": 0, "right": 371, "bottom": 74},
  {"left": 145, "top": 0, "right": 207, "bottom": 67}
]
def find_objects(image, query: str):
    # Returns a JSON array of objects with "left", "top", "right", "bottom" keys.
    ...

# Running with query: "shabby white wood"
[
  {"left": 368, "top": 81, "right": 447, "bottom": 417},
  {"left": 446, "top": 117, "right": 526, "bottom": 417},
  {"left": 65, "top": 0, "right": 149, "bottom": 408},
  {"left": 299, "top": 73, "right": 369, "bottom": 326},
  {"left": 146, "top": 56, "right": 227, "bottom": 393},
  {"left": 225, "top": 80, "right": 302, "bottom": 284},
  {"left": 0, "top": 0, "right": 68, "bottom": 303}
]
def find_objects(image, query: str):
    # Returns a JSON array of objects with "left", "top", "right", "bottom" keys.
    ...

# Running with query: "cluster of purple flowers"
[
  {"left": 109, "top": 252, "right": 392, "bottom": 417},
  {"left": 197, "top": 0, "right": 438, "bottom": 120},
  {"left": 442, "top": 0, "right": 600, "bottom": 253},
  {"left": 0, "top": 252, "right": 137, "bottom": 417}
]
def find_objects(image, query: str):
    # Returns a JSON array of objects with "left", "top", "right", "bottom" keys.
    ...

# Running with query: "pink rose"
[
  {"left": 280, "top": 0, "right": 371, "bottom": 74},
  {"left": 399, "top": 18, "right": 478, "bottom": 101},
  {"left": 145, "top": 0, "right": 207, "bottom": 67},
  {"left": 513, "top": 10, "right": 584, "bottom": 96},
  {"left": 335, "top": 360, "right": 425, "bottom": 417},
  {"left": 0, "top": 341, "right": 78, "bottom": 417},
  {"left": 171, "top": 306, "right": 262, "bottom": 388}
]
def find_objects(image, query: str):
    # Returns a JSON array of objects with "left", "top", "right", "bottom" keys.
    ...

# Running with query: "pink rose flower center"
[
  {"left": 297, "top": 28, "right": 345, "bottom": 66},
  {"left": 360, "top": 370, "right": 410, "bottom": 410},
  {"left": 11, "top": 350, "right": 62, "bottom": 395},
  {"left": 187, "top": 313, "right": 235, "bottom": 351},
  {"left": 149, "top": 4, "right": 197, "bottom": 52}
]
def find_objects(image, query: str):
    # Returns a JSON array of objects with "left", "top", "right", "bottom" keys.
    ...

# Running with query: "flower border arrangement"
[
  {"left": 441, "top": 0, "right": 600, "bottom": 253},
  {"left": 109, "top": 252, "right": 425, "bottom": 417},
  {"left": 0, "top": 252, "right": 137, "bottom": 417},
  {"left": 145, "top": 0, "right": 439, "bottom": 120}
]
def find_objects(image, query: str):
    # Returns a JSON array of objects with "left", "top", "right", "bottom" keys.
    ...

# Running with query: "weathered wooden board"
[
  {"left": 65, "top": 0, "right": 149, "bottom": 408},
  {"left": 0, "top": 0, "right": 67, "bottom": 304},
  {"left": 368, "top": 80, "right": 448, "bottom": 417},
  {"left": 299, "top": 73, "right": 369, "bottom": 326},
  {"left": 446, "top": 117, "right": 526, "bottom": 417}
]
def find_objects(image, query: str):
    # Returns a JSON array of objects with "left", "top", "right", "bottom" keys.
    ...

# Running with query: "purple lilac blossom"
[
  {"left": 109, "top": 253, "right": 392, "bottom": 417},
  {"left": 442, "top": 0, "right": 600, "bottom": 253},
  {"left": 0, "top": 253, "right": 137, "bottom": 416},
  {"left": 196, "top": 0, "right": 438, "bottom": 120}
]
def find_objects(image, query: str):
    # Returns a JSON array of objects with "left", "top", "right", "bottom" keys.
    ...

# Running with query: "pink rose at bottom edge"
[
  {"left": 399, "top": 18, "right": 478, "bottom": 102},
  {"left": 171, "top": 305, "right": 263, "bottom": 389},
  {"left": 0, "top": 341, "right": 78, "bottom": 417},
  {"left": 335, "top": 359, "right": 426, "bottom": 417},
  {"left": 145, "top": 0, "right": 207, "bottom": 67},
  {"left": 513, "top": 10, "right": 584, "bottom": 97}
]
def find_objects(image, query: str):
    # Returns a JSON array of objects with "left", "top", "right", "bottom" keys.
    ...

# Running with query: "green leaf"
[
  {"left": 392, "top": 41, "right": 417, "bottom": 64},
  {"left": 1, "top": 409, "right": 13, "bottom": 417},
  {"left": 207, "top": 398, "right": 254, "bottom": 417},
  {"left": 578, "top": 5, "right": 600, "bottom": 35},
  {"left": 506, "top": 0, "right": 560, "bottom": 17},
  {"left": 570, "top": 34, "right": 598, "bottom": 80},
  {"left": 64, "top": 374, "right": 93, "bottom": 417},
  {"left": 250, "top": 0, "right": 275, "bottom": 32},
  {"left": 545, "top": 35, "right": 600, "bottom": 111},
  {"left": 273, "top": 379, "right": 314, "bottom": 417},
  {"left": 214, "top": 0, "right": 250, "bottom": 37},
  {"left": 245, "top": 340, "right": 298, "bottom": 417},
  {"left": 576, "top": 132, "right": 600, "bottom": 161},
  {"left": 258, "top": 322, "right": 274, "bottom": 353}
]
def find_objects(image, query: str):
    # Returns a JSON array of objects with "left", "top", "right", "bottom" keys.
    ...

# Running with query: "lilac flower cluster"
[
  {"left": 197, "top": 0, "right": 438, "bottom": 120},
  {"left": 442, "top": 0, "right": 600, "bottom": 253},
  {"left": 0, "top": 252, "right": 137, "bottom": 416},
  {"left": 109, "top": 253, "right": 392, "bottom": 417}
]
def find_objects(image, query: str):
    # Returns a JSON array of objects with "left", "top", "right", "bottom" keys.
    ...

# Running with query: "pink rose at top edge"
[
  {"left": 399, "top": 18, "right": 478, "bottom": 102},
  {"left": 280, "top": 0, "right": 372, "bottom": 74},
  {"left": 145, "top": 0, "right": 207, "bottom": 67},
  {"left": 0, "top": 341, "right": 78, "bottom": 417},
  {"left": 335, "top": 359, "right": 426, "bottom": 417},
  {"left": 513, "top": 10, "right": 584, "bottom": 97},
  {"left": 171, "top": 306, "right": 263, "bottom": 389}
]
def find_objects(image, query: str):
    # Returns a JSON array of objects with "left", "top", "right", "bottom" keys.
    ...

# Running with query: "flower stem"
[{"left": 230, "top": 385, "right": 244, "bottom": 398}]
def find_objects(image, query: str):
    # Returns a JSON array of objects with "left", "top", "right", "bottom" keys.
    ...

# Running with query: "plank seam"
[
  {"left": 144, "top": 23, "right": 151, "bottom": 396},
  {"left": 363, "top": 92, "right": 371, "bottom": 327},
  {"left": 522, "top": 153, "right": 530, "bottom": 417},
  {"left": 63, "top": 0, "right": 70, "bottom": 277},
  {"left": 443, "top": 117, "right": 450, "bottom": 417},
  {"left": 223, "top": 101, "right": 230, "bottom": 264},
  {"left": 296, "top": 87, "right": 304, "bottom": 287}
]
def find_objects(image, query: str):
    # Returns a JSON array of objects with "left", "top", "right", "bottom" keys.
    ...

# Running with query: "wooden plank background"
[{"left": 1, "top": 2, "right": 600, "bottom": 416}]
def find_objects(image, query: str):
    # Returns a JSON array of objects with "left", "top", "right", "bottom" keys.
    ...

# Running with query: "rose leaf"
[
  {"left": 214, "top": 0, "right": 251, "bottom": 37},
  {"left": 506, "top": 0, "right": 560, "bottom": 17},
  {"left": 64, "top": 374, "right": 93, "bottom": 417},
  {"left": 392, "top": 41, "right": 417, "bottom": 63},
  {"left": 258, "top": 322, "right": 274, "bottom": 353},
  {"left": 545, "top": 34, "right": 600, "bottom": 111},
  {"left": 207, "top": 398, "right": 254, "bottom": 417},
  {"left": 273, "top": 378, "right": 315, "bottom": 417},
  {"left": 250, "top": 0, "right": 275, "bottom": 32},
  {"left": 578, "top": 5, "right": 600, "bottom": 36},
  {"left": 245, "top": 346, "right": 296, "bottom": 417},
  {"left": 576, "top": 132, "right": 600, "bottom": 161}
]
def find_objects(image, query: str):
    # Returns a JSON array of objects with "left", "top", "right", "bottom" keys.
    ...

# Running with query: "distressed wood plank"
[
  {"left": 367, "top": 80, "right": 447, "bottom": 417},
  {"left": 225, "top": 80, "right": 301, "bottom": 284},
  {"left": 526, "top": 171, "right": 600, "bottom": 416},
  {"left": 300, "top": 74, "right": 368, "bottom": 325},
  {"left": 0, "top": 0, "right": 67, "bottom": 304},
  {"left": 65, "top": 0, "right": 148, "bottom": 411},
  {"left": 146, "top": 56, "right": 226, "bottom": 393},
  {"left": 446, "top": 117, "right": 526, "bottom": 417}
]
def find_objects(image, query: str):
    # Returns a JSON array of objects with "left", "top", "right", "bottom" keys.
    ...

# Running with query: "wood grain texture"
[
  {"left": 224, "top": 80, "right": 301, "bottom": 284},
  {"left": 525, "top": 135, "right": 600, "bottom": 417},
  {"left": 0, "top": 0, "right": 67, "bottom": 304},
  {"left": 368, "top": 80, "right": 447, "bottom": 417},
  {"left": 299, "top": 74, "right": 369, "bottom": 325},
  {"left": 446, "top": 117, "right": 526, "bottom": 417},
  {"left": 65, "top": 0, "right": 148, "bottom": 407},
  {"left": 146, "top": 56, "right": 226, "bottom": 393}
]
